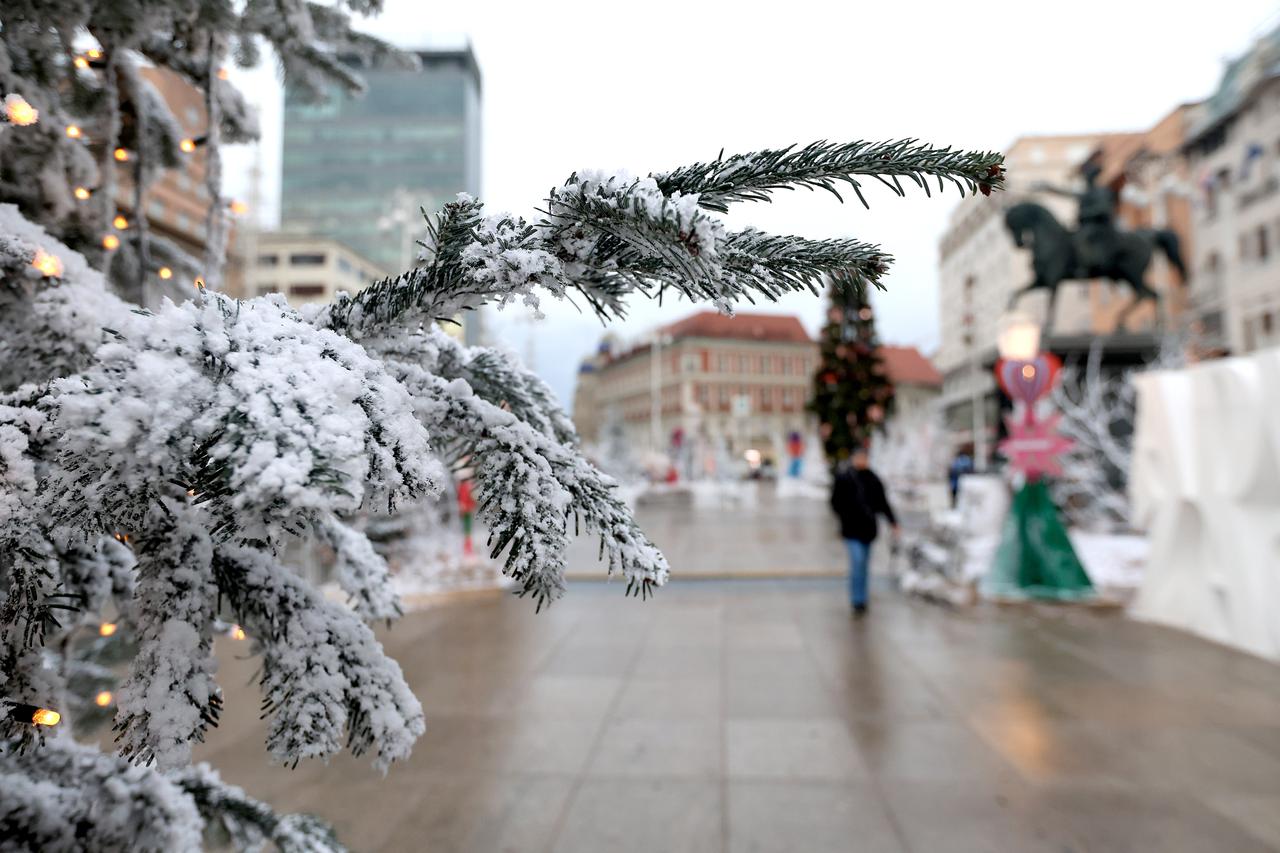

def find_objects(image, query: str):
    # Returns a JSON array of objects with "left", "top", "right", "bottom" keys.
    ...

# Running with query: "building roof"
[
  {"left": 662, "top": 311, "right": 811, "bottom": 344},
  {"left": 1185, "top": 23, "right": 1280, "bottom": 148},
  {"left": 879, "top": 345, "right": 942, "bottom": 387}
]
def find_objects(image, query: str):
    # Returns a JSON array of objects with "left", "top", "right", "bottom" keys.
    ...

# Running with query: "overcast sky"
[{"left": 225, "top": 0, "right": 1277, "bottom": 409}]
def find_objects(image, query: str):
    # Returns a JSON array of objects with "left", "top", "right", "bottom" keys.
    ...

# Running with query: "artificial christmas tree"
[
  {"left": 1, "top": 3, "right": 1005, "bottom": 846},
  {"left": 811, "top": 282, "right": 896, "bottom": 460}
]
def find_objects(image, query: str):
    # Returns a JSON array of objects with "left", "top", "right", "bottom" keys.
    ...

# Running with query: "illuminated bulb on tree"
[
  {"left": 113, "top": 147, "right": 129, "bottom": 162},
  {"left": 230, "top": 625, "right": 246, "bottom": 640},
  {"left": 158, "top": 266, "right": 173, "bottom": 280},
  {"left": 112, "top": 215, "right": 128, "bottom": 230},
  {"left": 99, "top": 622, "right": 118, "bottom": 637},
  {"left": 73, "top": 56, "right": 90, "bottom": 70},
  {"left": 216, "top": 67, "right": 230, "bottom": 80},
  {"left": 65, "top": 124, "right": 82, "bottom": 139},
  {"left": 4, "top": 94, "right": 38, "bottom": 126},
  {"left": 229, "top": 199, "right": 248, "bottom": 215},
  {"left": 86, "top": 48, "right": 102, "bottom": 60},
  {"left": 31, "top": 708, "right": 60, "bottom": 726},
  {"left": 179, "top": 138, "right": 196, "bottom": 153},
  {"left": 95, "top": 691, "right": 113, "bottom": 707},
  {"left": 194, "top": 276, "right": 205, "bottom": 289},
  {"left": 31, "top": 248, "right": 63, "bottom": 278},
  {"left": 74, "top": 186, "right": 91, "bottom": 200},
  {"left": 102, "top": 234, "right": 120, "bottom": 250}
]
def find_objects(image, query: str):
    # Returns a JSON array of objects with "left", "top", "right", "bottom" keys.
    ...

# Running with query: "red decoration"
[
  {"left": 996, "top": 354, "right": 1061, "bottom": 404},
  {"left": 999, "top": 413, "right": 1074, "bottom": 479}
]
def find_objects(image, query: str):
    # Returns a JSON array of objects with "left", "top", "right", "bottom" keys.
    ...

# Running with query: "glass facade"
[{"left": 281, "top": 49, "right": 482, "bottom": 272}]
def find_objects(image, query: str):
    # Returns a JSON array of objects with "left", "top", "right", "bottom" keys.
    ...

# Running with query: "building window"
[
  {"left": 257, "top": 254, "right": 279, "bottom": 266},
  {"left": 290, "top": 252, "right": 326, "bottom": 266},
  {"left": 289, "top": 283, "right": 327, "bottom": 298},
  {"left": 1263, "top": 312, "right": 1275, "bottom": 336},
  {"left": 337, "top": 257, "right": 353, "bottom": 274},
  {"left": 257, "top": 283, "right": 278, "bottom": 295},
  {"left": 1258, "top": 225, "right": 1270, "bottom": 262}
]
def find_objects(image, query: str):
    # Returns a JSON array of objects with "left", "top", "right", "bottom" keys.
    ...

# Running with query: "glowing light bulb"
[
  {"left": 86, "top": 48, "right": 103, "bottom": 60},
  {"left": 31, "top": 248, "right": 63, "bottom": 278},
  {"left": 112, "top": 215, "right": 128, "bottom": 230},
  {"left": 228, "top": 200, "right": 248, "bottom": 215},
  {"left": 74, "top": 56, "right": 90, "bottom": 70},
  {"left": 158, "top": 266, "right": 173, "bottom": 280},
  {"left": 194, "top": 276, "right": 205, "bottom": 290},
  {"left": 65, "top": 124, "right": 82, "bottom": 139},
  {"left": 186, "top": 488, "right": 197, "bottom": 497},
  {"left": 31, "top": 708, "right": 60, "bottom": 726},
  {"left": 113, "top": 147, "right": 129, "bottom": 162},
  {"left": 179, "top": 138, "right": 196, "bottom": 154},
  {"left": 4, "top": 94, "right": 38, "bottom": 126},
  {"left": 230, "top": 625, "right": 246, "bottom": 640},
  {"left": 94, "top": 691, "right": 113, "bottom": 707},
  {"left": 102, "top": 234, "right": 120, "bottom": 250},
  {"left": 74, "top": 186, "right": 91, "bottom": 200},
  {"left": 1021, "top": 364, "right": 1036, "bottom": 380},
  {"left": 99, "top": 622, "right": 118, "bottom": 637},
  {"left": 216, "top": 67, "right": 230, "bottom": 81}
]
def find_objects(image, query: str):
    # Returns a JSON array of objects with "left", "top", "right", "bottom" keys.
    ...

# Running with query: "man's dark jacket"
[{"left": 830, "top": 467, "right": 897, "bottom": 543}]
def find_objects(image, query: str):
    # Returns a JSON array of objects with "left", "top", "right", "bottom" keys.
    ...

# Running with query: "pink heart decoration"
[{"left": 998, "top": 355, "right": 1060, "bottom": 404}]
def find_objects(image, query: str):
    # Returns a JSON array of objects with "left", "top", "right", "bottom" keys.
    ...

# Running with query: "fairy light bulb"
[
  {"left": 194, "top": 276, "right": 205, "bottom": 290},
  {"left": 216, "top": 67, "right": 230, "bottom": 81},
  {"left": 112, "top": 215, "right": 128, "bottom": 230},
  {"left": 74, "top": 56, "right": 90, "bottom": 70},
  {"left": 99, "top": 622, "right": 117, "bottom": 637},
  {"left": 31, "top": 248, "right": 63, "bottom": 278},
  {"left": 113, "top": 147, "right": 129, "bottom": 162},
  {"left": 31, "top": 708, "right": 60, "bottom": 726},
  {"left": 4, "top": 95, "right": 38, "bottom": 126},
  {"left": 86, "top": 48, "right": 102, "bottom": 60},
  {"left": 65, "top": 124, "right": 82, "bottom": 139},
  {"left": 158, "top": 266, "right": 173, "bottom": 280},
  {"left": 231, "top": 625, "right": 246, "bottom": 640},
  {"left": 94, "top": 691, "right": 113, "bottom": 707},
  {"left": 102, "top": 234, "right": 120, "bottom": 250},
  {"left": 228, "top": 199, "right": 248, "bottom": 215},
  {"left": 74, "top": 186, "right": 91, "bottom": 200},
  {"left": 179, "top": 138, "right": 196, "bottom": 153}
]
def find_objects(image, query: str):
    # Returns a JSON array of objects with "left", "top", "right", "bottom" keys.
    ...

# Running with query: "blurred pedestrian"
[
  {"left": 948, "top": 447, "right": 974, "bottom": 507},
  {"left": 830, "top": 447, "right": 898, "bottom": 615}
]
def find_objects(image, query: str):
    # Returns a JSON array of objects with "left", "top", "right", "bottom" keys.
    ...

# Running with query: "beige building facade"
[
  {"left": 247, "top": 233, "right": 388, "bottom": 307},
  {"left": 1182, "top": 26, "right": 1280, "bottom": 355}
]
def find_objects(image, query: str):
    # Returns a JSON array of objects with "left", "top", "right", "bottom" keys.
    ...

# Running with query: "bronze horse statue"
[{"left": 1004, "top": 201, "right": 1186, "bottom": 334}]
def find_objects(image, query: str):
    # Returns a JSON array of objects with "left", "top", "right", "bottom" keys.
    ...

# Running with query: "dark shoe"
[{"left": 852, "top": 603, "right": 868, "bottom": 616}]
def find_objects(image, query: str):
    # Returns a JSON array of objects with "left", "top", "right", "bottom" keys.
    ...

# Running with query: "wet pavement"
[{"left": 195, "top": 494, "right": 1280, "bottom": 852}]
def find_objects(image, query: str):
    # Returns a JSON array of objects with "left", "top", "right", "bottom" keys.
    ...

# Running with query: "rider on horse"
[{"left": 1036, "top": 159, "right": 1119, "bottom": 277}]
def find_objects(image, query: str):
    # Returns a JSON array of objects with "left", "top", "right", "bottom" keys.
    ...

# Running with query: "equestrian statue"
[{"left": 1003, "top": 159, "right": 1186, "bottom": 334}]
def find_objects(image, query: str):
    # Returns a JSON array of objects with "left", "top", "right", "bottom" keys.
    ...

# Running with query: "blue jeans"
[{"left": 844, "top": 538, "right": 871, "bottom": 607}]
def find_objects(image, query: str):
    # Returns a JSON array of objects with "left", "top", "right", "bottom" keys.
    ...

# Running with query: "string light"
[
  {"left": 65, "top": 124, "right": 82, "bottom": 139},
  {"left": 179, "top": 138, "right": 197, "bottom": 154},
  {"left": 194, "top": 276, "right": 205, "bottom": 290},
  {"left": 228, "top": 200, "right": 248, "bottom": 215},
  {"left": 158, "top": 266, "right": 173, "bottom": 280},
  {"left": 74, "top": 186, "right": 91, "bottom": 200},
  {"left": 112, "top": 215, "right": 128, "bottom": 230},
  {"left": 102, "top": 234, "right": 120, "bottom": 250},
  {"left": 113, "top": 147, "right": 129, "bottom": 162},
  {"left": 4, "top": 94, "right": 38, "bottom": 126},
  {"left": 31, "top": 708, "right": 60, "bottom": 727},
  {"left": 99, "top": 622, "right": 118, "bottom": 637},
  {"left": 186, "top": 488, "right": 197, "bottom": 497},
  {"left": 31, "top": 248, "right": 63, "bottom": 278},
  {"left": 216, "top": 67, "right": 230, "bottom": 81},
  {"left": 94, "top": 691, "right": 113, "bottom": 707},
  {"left": 86, "top": 48, "right": 102, "bottom": 60},
  {"left": 73, "top": 56, "right": 90, "bottom": 70},
  {"left": 230, "top": 625, "right": 246, "bottom": 640}
]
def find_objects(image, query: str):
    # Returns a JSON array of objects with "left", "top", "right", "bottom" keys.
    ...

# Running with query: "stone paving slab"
[{"left": 196, "top": 577, "right": 1280, "bottom": 852}]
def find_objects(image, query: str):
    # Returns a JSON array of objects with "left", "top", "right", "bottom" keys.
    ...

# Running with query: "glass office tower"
[{"left": 281, "top": 48, "right": 482, "bottom": 275}]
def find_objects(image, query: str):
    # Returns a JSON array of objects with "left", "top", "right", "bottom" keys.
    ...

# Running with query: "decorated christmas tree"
[
  {"left": 0, "top": 2, "right": 1004, "bottom": 845},
  {"left": 811, "top": 281, "right": 897, "bottom": 460}
]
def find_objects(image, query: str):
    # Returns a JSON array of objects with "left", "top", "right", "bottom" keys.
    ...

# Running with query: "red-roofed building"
[
  {"left": 573, "top": 310, "right": 820, "bottom": 467},
  {"left": 572, "top": 310, "right": 943, "bottom": 473}
]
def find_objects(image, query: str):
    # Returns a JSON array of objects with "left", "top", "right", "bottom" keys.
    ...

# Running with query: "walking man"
[{"left": 830, "top": 447, "right": 899, "bottom": 615}]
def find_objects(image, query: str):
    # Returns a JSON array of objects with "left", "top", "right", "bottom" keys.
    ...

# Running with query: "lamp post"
[{"left": 996, "top": 310, "right": 1042, "bottom": 363}]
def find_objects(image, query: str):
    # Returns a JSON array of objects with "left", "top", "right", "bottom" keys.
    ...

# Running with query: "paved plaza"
[{"left": 196, "top": 495, "right": 1280, "bottom": 852}]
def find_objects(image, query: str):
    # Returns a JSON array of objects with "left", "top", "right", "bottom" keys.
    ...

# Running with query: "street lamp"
[{"left": 997, "top": 310, "right": 1041, "bottom": 361}]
